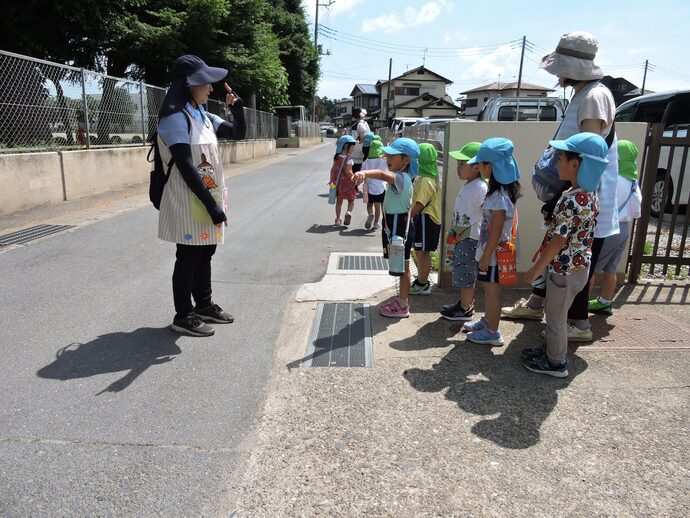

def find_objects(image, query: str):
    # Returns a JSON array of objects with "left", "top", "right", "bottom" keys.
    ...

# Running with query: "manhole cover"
[
  {"left": 0, "top": 224, "right": 74, "bottom": 246},
  {"left": 573, "top": 312, "right": 690, "bottom": 351},
  {"left": 304, "top": 302, "right": 372, "bottom": 367}
]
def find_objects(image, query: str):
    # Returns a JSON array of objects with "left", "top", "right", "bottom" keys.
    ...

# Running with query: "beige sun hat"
[{"left": 540, "top": 31, "right": 604, "bottom": 81}]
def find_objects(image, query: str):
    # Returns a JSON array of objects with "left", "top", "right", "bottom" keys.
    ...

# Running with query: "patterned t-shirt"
[{"left": 541, "top": 188, "right": 599, "bottom": 274}]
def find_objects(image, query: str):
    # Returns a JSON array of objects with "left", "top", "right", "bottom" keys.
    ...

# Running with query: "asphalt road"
[{"left": 0, "top": 143, "right": 380, "bottom": 515}]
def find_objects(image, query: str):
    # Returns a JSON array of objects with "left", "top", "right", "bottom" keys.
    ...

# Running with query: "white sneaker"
[
  {"left": 365, "top": 213, "right": 375, "bottom": 229},
  {"left": 541, "top": 325, "right": 593, "bottom": 342},
  {"left": 501, "top": 298, "right": 544, "bottom": 320}
]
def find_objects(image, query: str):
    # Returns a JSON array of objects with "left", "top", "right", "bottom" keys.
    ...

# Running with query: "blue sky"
[{"left": 302, "top": 0, "right": 690, "bottom": 101}]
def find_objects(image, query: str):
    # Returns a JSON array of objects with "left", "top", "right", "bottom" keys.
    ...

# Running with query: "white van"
[
  {"left": 476, "top": 97, "right": 565, "bottom": 122},
  {"left": 390, "top": 117, "right": 424, "bottom": 137},
  {"left": 615, "top": 90, "right": 690, "bottom": 216}
]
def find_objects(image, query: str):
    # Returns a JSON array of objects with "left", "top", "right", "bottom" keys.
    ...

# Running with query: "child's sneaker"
[
  {"left": 588, "top": 297, "right": 613, "bottom": 315},
  {"left": 523, "top": 351, "right": 569, "bottom": 378},
  {"left": 380, "top": 299, "right": 410, "bottom": 318},
  {"left": 365, "top": 213, "right": 375, "bottom": 229},
  {"left": 410, "top": 279, "right": 432, "bottom": 296},
  {"left": 501, "top": 298, "right": 544, "bottom": 320},
  {"left": 467, "top": 327, "right": 504, "bottom": 346},
  {"left": 373, "top": 223, "right": 381, "bottom": 230},
  {"left": 462, "top": 316, "right": 488, "bottom": 333},
  {"left": 334, "top": 218, "right": 343, "bottom": 226},
  {"left": 344, "top": 212, "right": 352, "bottom": 226},
  {"left": 440, "top": 303, "right": 474, "bottom": 321}
]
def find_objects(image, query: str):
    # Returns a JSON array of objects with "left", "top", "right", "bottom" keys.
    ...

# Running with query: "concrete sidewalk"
[{"left": 230, "top": 281, "right": 690, "bottom": 516}]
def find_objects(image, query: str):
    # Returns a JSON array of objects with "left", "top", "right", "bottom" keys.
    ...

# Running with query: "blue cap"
[
  {"left": 382, "top": 137, "right": 421, "bottom": 177},
  {"left": 364, "top": 132, "right": 375, "bottom": 146},
  {"left": 336, "top": 134, "right": 356, "bottom": 154},
  {"left": 549, "top": 132, "right": 609, "bottom": 192},
  {"left": 467, "top": 137, "right": 520, "bottom": 185},
  {"left": 171, "top": 55, "right": 227, "bottom": 86}
]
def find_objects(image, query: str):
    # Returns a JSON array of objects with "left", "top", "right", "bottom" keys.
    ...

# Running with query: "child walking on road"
[
  {"left": 463, "top": 138, "right": 521, "bottom": 346},
  {"left": 522, "top": 133, "right": 609, "bottom": 377},
  {"left": 440, "top": 142, "right": 487, "bottom": 320},
  {"left": 353, "top": 138, "right": 420, "bottom": 318},
  {"left": 360, "top": 138, "right": 387, "bottom": 230},
  {"left": 331, "top": 135, "right": 357, "bottom": 226}
]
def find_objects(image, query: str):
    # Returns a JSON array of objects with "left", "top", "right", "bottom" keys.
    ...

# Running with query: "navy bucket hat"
[
  {"left": 468, "top": 137, "right": 521, "bottom": 184},
  {"left": 158, "top": 55, "right": 228, "bottom": 118}
]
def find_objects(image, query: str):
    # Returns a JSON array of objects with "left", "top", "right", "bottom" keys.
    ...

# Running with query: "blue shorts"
[
  {"left": 477, "top": 264, "right": 500, "bottom": 284},
  {"left": 452, "top": 238, "right": 478, "bottom": 288}
]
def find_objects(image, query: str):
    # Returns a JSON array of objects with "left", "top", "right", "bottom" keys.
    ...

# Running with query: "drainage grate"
[
  {"left": 337, "top": 255, "right": 388, "bottom": 271},
  {"left": 0, "top": 224, "right": 74, "bottom": 246},
  {"left": 304, "top": 302, "right": 372, "bottom": 367}
]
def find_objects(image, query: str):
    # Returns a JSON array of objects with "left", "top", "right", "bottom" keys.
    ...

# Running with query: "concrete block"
[{"left": 0, "top": 152, "right": 64, "bottom": 215}]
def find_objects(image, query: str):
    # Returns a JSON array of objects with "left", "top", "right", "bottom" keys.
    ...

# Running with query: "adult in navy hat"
[{"left": 157, "top": 55, "right": 246, "bottom": 337}]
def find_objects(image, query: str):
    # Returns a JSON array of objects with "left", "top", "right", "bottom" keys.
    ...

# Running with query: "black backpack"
[
  {"left": 147, "top": 132, "right": 175, "bottom": 210},
  {"left": 147, "top": 113, "right": 191, "bottom": 210}
]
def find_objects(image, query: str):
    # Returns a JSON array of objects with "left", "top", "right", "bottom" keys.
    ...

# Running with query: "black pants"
[
  {"left": 567, "top": 237, "right": 605, "bottom": 321},
  {"left": 172, "top": 244, "right": 216, "bottom": 319}
]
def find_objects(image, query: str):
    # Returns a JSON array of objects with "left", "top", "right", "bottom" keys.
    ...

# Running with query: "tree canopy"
[{"left": 0, "top": 0, "right": 318, "bottom": 112}]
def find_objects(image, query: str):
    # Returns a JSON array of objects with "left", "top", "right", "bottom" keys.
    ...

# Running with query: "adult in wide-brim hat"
[
  {"left": 539, "top": 31, "right": 603, "bottom": 82},
  {"left": 156, "top": 54, "right": 247, "bottom": 338}
]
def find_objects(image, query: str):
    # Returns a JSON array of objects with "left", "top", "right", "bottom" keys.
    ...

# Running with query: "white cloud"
[
  {"left": 362, "top": 1, "right": 449, "bottom": 33},
  {"left": 457, "top": 44, "right": 520, "bottom": 83}
]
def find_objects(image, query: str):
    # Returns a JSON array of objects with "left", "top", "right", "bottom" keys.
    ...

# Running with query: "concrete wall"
[
  {"left": 0, "top": 140, "right": 277, "bottom": 216},
  {"left": 439, "top": 121, "right": 648, "bottom": 287}
]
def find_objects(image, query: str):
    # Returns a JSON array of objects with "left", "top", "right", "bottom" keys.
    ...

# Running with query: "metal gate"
[{"left": 629, "top": 123, "right": 690, "bottom": 282}]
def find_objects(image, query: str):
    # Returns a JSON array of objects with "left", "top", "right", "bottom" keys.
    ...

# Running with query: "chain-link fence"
[{"left": 0, "top": 49, "right": 275, "bottom": 153}]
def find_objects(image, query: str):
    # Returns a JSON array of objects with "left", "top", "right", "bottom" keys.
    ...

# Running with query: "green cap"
[
  {"left": 449, "top": 141, "right": 481, "bottom": 161},
  {"left": 418, "top": 142, "right": 439, "bottom": 178},
  {"left": 373, "top": 134, "right": 382, "bottom": 142},
  {"left": 617, "top": 140, "right": 638, "bottom": 181},
  {"left": 368, "top": 139, "right": 384, "bottom": 159}
]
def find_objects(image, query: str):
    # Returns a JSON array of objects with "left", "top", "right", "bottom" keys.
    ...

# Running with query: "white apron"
[{"left": 158, "top": 110, "right": 226, "bottom": 245}]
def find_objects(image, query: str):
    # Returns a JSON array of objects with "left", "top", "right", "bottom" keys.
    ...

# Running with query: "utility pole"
[
  {"left": 313, "top": 0, "right": 335, "bottom": 121},
  {"left": 386, "top": 58, "right": 393, "bottom": 124},
  {"left": 516, "top": 35, "right": 526, "bottom": 97},
  {"left": 641, "top": 59, "right": 649, "bottom": 95}
]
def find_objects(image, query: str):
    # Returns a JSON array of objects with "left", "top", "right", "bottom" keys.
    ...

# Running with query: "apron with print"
[{"left": 158, "top": 110, "right": 227, "bottom": 245}]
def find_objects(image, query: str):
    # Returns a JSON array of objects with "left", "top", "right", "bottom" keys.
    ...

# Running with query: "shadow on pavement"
[{"left": 37, "top": 327, "right": 181, "bottom": 395}]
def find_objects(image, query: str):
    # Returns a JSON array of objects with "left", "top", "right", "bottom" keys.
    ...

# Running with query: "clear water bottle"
[{"left": 388, "top": 235, "right": 405, "bottom": 276}]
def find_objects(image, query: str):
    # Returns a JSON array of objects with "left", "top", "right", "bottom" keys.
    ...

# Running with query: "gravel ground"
[{"left": 639, "top": 212, "right": 690, "bottom": 279}]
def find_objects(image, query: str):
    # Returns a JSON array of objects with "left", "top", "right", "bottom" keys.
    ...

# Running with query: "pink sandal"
[{"left": 380, "top": 299, "right": 410, "bottom": 318}]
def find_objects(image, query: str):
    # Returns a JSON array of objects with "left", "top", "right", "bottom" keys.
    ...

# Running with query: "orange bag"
[{"left": 496, "top": 210, "right": 518, "bottom": 286}]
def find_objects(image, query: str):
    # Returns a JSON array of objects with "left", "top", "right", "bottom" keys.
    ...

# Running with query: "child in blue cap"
[
  {"left": 353, "top": 137, "right": 420, "bottom": 318},
  {"left": 462, "top": 138, "right": 521, "bottom": 346},
  {"left": 522, "top": 132, "right": 608, "bottom": 377}
]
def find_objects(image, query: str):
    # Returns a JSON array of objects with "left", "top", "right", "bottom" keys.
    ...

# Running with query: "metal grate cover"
[
  {"left": 337, "top": 255, "right": 388, "bottom": 271},
  {"left": 0, "top": 224, "right": 74, "bottom": 246},
  {"left": 304, "top": 303, "right": 372, "bottom": 367}
]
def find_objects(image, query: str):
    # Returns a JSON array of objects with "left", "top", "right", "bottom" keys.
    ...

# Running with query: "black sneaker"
[
  {"left": 521, "top": 345, "right": 547, "bottom": 360},
  {"left": 440, "top": 304, "right": 474, "bottom": 321},
  {"left": 195, "top": 303, "right": 234, "bottom": 324},
  {"left": 171, "top": 314, "right": 215, "bottom": 337},
  {"left": 522, "top": 351, "right": 569, "bottom": 378}
]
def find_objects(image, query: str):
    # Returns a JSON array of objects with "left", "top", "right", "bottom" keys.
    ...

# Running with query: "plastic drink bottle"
[
  {"left": 388, "top": 235, "right": 405, "bottom": 276},
  {"left": 362, "top": 180, "right": 369, "bottom": 204}
]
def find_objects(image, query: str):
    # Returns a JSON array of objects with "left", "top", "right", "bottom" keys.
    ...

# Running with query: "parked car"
[
  {"left": 615, "top": 90, "right": 690, "bottom": 216},
  {"left": 476, "top": 97, "right": 565, "bottom": 122},
  {"left": 319, "top": 123, "right": 336, "bottom": 137},
  {"left": 390, "top": 117, "right": 424, "bottom": 137}
]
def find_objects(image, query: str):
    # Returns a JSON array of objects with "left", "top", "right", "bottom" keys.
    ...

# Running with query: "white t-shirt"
[
  {"left": 616, "top": 176, "right": 642, "bottom": 223},
  {"left": 361, "top": 157, "right": 387, "bottom": 195},
  {"left": 453, "top": 177, "right": 487, "bottom": 241}
]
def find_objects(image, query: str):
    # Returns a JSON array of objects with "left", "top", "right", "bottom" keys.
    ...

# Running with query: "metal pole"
[
  {"left": 641, "top": 60, "right": 648, "bottom": 95},
  {"left": 80, "top": 68, "right": 91, "bottom": 149},
  {"left": 516, "top": 36, "right": 526, "bottom": 98},
  {"left": 386, "top": 58, "right": 393, "bottom": 126},
  {"left": 139, "top": 81, "right": 146, "bottom": 145}
]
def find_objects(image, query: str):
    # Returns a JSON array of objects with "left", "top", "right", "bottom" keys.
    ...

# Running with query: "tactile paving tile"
[{"left": 574, "top": 311, "right": 690, "bottom": 351}]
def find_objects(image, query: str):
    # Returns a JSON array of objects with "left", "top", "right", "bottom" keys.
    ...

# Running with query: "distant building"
[
  {"left": 332, "top": 98, "right": 354, "bottom": 128},
  {"left": 601, "top": 75, "right": 653, "bottom": 106},
  {"left": 350, "top": 84, "right": 380, "bottom": 114},
  {"left": 459, "top": 81, "right": 554, "bottom": 119},
  {"left": 375, "top": 66, "right": 461, "bottom": 123}
]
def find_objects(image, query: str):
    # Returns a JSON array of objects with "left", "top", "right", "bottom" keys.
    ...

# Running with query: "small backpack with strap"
[{"left": 147, "top": 112, "right": 191, "bottom": 210}]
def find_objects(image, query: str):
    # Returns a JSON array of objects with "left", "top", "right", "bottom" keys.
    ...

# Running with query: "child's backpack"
[{"left": 147, "top": 132, "right": 174, "bottom": 210}]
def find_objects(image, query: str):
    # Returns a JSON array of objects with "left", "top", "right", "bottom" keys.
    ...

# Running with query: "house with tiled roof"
[
  {"left": 350, "top": 84, "right": 380, "bottom": 115},
  {"left": 376, "top": 66, "right": 461, "bottom": 123},
  {"left": 460, "top": 81, "right": 554, "bottom": 119}
]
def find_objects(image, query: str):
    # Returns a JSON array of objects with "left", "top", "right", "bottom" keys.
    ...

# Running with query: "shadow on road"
[{"left": 37, "top": 327, "right": 181, "bottom": 395}]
